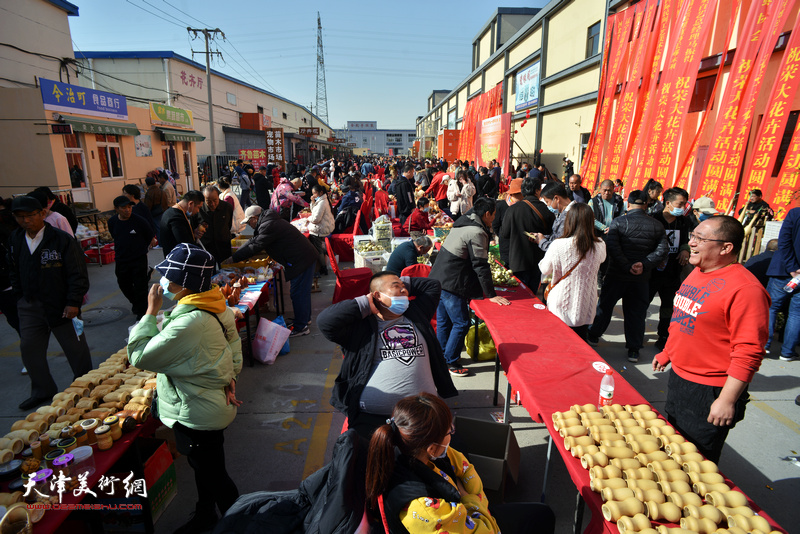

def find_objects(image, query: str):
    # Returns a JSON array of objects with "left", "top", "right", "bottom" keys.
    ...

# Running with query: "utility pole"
[
  {"left": 308, "top": 103, "right": 313, "bottom": 165},
  {"left": 188, "top": 27, "right": 224, "bottom": 180},
  {"left": 315, "top": 12, "right": 329, "bottom": 125}
]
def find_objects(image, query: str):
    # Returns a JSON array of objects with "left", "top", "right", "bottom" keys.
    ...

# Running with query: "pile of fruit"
[
  {"left": 489, "top": 255, "right": 517, "bottom": 286},
  {"left": 356, "top": 241, "right": 386, "bottom": 254},
  {"left": 80, "top": 217, "right": 112, "bottom": 242}
]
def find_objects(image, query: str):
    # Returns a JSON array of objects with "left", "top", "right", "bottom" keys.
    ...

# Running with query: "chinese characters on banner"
[
  {"left": 475, "top": 113, "right": 512, "bottom": 175},
  {"left": 770, "top": 120, "right": 800, "bottom": 217},
  {"left": 40, "top": 78, "right": 128, "bottom": 120},
  {"left": 179, "top": 70, "right": 204, "bottom": 90},
  {"left": 457, "top": 84, "right": 503, "bottom": 163},
  {"left": 23, "top": 470, "right": 146, "bottom": 504},
  {"left": 239, "top": 149, "right": 267, "bottom": 169},
  {"left": 265, "top": 128, "right": 285, "bottom": 167}
]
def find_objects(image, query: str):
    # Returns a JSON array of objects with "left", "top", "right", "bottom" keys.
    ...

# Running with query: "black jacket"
[
  {"left": 591, "top": 193, "right": 625, "bottom": 232},
  {"left": 213, "top": 430, "right": 366, "bottom": 534},
  {"left": 8, "top": 223, "right": 89, "bottom": 326},
  {"left": 252, "top": 173, "right": 273, "bottom": 210},
  {"left": 476, "top": 173, "right": 498, "bottom": 199},
  {"left": 392, "top": 177, "right": 415, "bottom": 222},
  {"left": 429, "top": 211, "right": 497, "bottom": 300},
  {"left": 499, "top": 196, "right": 555, "bottom": 274},
  {"left": 50, "top": 200, "right": 78, "bottom": 233},
  {"left": 108, "top": 213, "right": 154, "bottom": 263},
  {"left": 650, "top": 211, "right": 692, "bottom": 280},
  {"left": 492, "top": 199, "right": 512, "bottom": 266},
  {"left": 567, "top": 186, "right": 591, "bottom": 204},
  {"left": 195, "top": 201, "right": 234, "bottom": 265},
  {"left": 606, "top": 209, "right": 669, "bottom": 280},
  {"left": 160, "top": 206, "right": 196, "bottom": 257},
  {"left": 232, "top": 208, "right": 317, "bottom": 280},
  {"left": 318, "top": 276, "right": 456, "bottom": 422}
]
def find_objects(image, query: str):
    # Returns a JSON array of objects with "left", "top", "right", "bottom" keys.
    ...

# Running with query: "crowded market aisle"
[{"left": 0, "top": 249, "right": 797, "bottom": 533}]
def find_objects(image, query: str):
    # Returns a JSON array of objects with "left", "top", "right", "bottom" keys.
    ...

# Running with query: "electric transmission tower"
[{"left": 315, "top": 12, "right": 329, "bottom": 125}]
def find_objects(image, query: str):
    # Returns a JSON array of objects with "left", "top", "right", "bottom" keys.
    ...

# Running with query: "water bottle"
[
  {"left": 784, "top": 276, "right": 800, "bottom": 293},
  {"left": 598, "top": 369, "right": 615, "bottom": 408}
]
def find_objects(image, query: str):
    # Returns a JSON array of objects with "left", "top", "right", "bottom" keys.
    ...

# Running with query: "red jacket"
[
  {"left": 407, "top": 208, "right": 433, "bottom": 232},
  {"left": 426, "top": 172, "right": 450, "bottom": 202},
  {"left": 655, "top": 263, "right": 769, "bottom": 387}
]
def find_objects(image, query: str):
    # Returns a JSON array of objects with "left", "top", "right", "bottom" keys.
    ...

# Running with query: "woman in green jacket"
[{"left": 128, "top": 243, "right": 243, "bottom": 534}]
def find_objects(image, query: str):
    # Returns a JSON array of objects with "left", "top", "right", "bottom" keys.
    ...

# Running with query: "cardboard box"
[
  {"left": 451, "top": 416, "right": 520, "bottom": 503},
  {"left": 391, "top": 237, "right": 411, "bottom": 251}
]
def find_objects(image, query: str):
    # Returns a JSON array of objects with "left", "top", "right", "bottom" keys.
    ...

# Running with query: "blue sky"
[{"left": 69, "top": 0, "right": 548, "bottom": 130}]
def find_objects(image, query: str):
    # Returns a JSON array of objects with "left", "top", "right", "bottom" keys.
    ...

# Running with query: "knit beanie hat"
[{"left": 155, "top": 243, "right": 217, "bottom": 292}]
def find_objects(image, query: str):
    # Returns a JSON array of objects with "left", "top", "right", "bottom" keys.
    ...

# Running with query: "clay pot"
[
  {"left": 553, "top": 417, "right": 581, "bottom": 431},
  {"left": 10, "top": 420, "right": 46, "bottom": 434},
  {"left": 636, "top": 451, "right": 669, "bottom": 464},
  {"left": 715, "top": 505, "right": 754, "bottom": 518},
  {"left": 625, "top": 404, "right": 652, "bottom": 413},
  {"left": 571, "top": 444, "right": 599, "bottom": 458},
  {"left": 559, "top": 425, "right": 588, "bottom": 438},
  {"left": 693, "top": 481, "right": 730, "bottom": 496},
  {"left": 617, "top": 513, "right": 651, "bottom": 533},
  {"left": 592, "top": 431, "right": 624, "bottom": 443},
  {"left": 581, "top": 451, "right": 609, "bottom": 468},
  {"left": 682, "top": 460, "right": 718, "bottom": 474},
  {"left": 623, "top": 426, "right": 649, "bottom": 436},
  {"left": 664, "top": 441, "right": 698, "bottom": 456},
  {"left": 639, "top": 418, "right": 668, "bottom": 429},
  {"left": 591, "top": 477, "right": 627, "bottom": 493},
  {"left": 656, "top": 434, "right": 685, "bottom": 447},
  {"left": 601, "top": 404, "right": 625, "bottom": 415},
  {"left": 633, "top": 488, "right": 665, "bottom": 504},
  {"left": 615, "top": 419, "right": 641, "bottom": 429},
  {"left": 602, "top": 497, "right": 645, "bottom": 522},
  {"left": 666, "top": 491, "right": 703, "bottom": 508},
  {"left": 629, "top": 440, "right": 661, "bottom": 454},
  {"left": 670, "top": 452, "right": 704, "bottom": 464},
  {"left": 632, "top": 410, "right": 659, "bottom": 421},
  {"left": 601, "top": 487, "right": 635, "bottom": 502},
  {"left": 647, "top": 425, "right": 676, "bottom": 437},
  {"left": 688, "top": 471, "right": 725, "bottom": 485},
  {"left": 657, "top": 480, "right": 692, "bottom": 495},
  {"left": 680, "top": 516, "right": 717, "bottom": 534},
  {"left": 579, "top": 411, "right": 606, "bottom": 423},
  {"left": 622, "top": 468, "right": 655, "bottom": 481},
  {"left": 645, "top": 500, "right": 682, "bottom": 522},
  {"left": 599, "top": 445, "right": 636, "bottom": 459},
  {"left": 727, "top": 514, "right": 771, "bottom": 533},
  {"left": 626, "top": 478, "right": 659, "bottom": 491},
  {"left": 571, "top": 403, "right": 598, "bottom": 414},
  {"left": 552, "top": 409, "right": 578, "bottom": 422},
  {"left": 563, "top": 435, "right": 594, "bottom": 451},
  {"left": 653, "top": 469, "right": 689, "bottom": 483},
  {"left": 600, "top": 439, "right": 629, "bottom": 449},
  {"left": 705, "top": 490, "right": 748, "bottom": 508},
  {"left": 610, "top": 458, "right": 643, "bottom": 470},
  {"left": 647, "top": 460, "right": 681, "bottom": 472},
  {"left": 683, "top": 504, "right": 723, "bottom": 524},
  {"left": 589, "top": 465, "right": 622, "bottom": 481},
  {"left": 608, "top": 410, "right": 634, "bottom": 421}
]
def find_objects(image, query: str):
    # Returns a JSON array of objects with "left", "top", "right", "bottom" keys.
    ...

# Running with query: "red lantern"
[
  {"left": 539, "top": 149, "right": 544, "bottom": 153},
  {"left": 526, "top": 109, "right": 531, "bottom": 119},
  {"left": 514, "top": 130, "right": 518, "bottom": 134}
]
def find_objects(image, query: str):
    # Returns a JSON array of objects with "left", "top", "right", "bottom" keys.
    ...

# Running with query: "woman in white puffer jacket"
[
  {"left": 307, "top": 184, "right": 335, "bottom": 276},
  {"left": 447, "top": 170, "right": 476, "bottom": 219}
]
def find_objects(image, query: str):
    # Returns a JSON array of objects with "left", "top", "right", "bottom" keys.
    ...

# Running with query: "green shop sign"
[{"left": 149, "top": 103, "right": 193, "bottom": 128}]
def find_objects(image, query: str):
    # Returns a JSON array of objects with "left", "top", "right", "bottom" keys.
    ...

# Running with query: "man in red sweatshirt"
[
  {"left": 653, "top": 215, "right": 769, "bottom": 463},
  {"left": 425, "top": 165, "right": 451, "bottom": 216}
]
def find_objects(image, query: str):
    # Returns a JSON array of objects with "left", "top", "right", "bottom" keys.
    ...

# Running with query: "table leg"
[
  {"left": 245, "top": 309, "right": 254, "bottom": 367},
  {"left": 573, "top": 491, "right": 585, "bottom": 534},
  {"left": 540, "top": 434, "right": 553, "bottom": 503},
  {"left": 503, "top": 381, "right": 511, "bottom": 424},
  {"left": 493, "top": 352, "right": 500, "bottom": 407}
]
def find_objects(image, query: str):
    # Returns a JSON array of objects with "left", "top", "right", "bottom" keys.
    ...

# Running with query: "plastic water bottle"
[
  {"left": 598, "top": 369, "right": 615, "bottom": 408},
  {"left": 783, "top": 276, "right": 800, "bottom": 293}
]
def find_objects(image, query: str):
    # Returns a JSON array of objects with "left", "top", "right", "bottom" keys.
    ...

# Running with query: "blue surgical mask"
[
  {"left": 670, "top": 207, "right": 684, "bottom": 216},
  {"left": 699, "top": 213, "right": 712, "bottom": 222},
  {"left": 547, "top": 204, "right": 559, "bottom": 215},
  {"left": 422, "top": 207, "right": 429, "bottom": 212},
  {"left": 159, "top": 276, "right": 178, "bottom": 300},
  {"left": 380, "top": 293, "right": 409, "bottom": 314},
  {"left": 430, "top": 442, "right": 449, "bottom": 460}
]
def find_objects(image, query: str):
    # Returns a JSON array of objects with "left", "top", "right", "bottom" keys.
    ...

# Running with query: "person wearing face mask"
[
  {"left": 307, "top": 184, "right": 335, "bottom": 277},
  {"left": 406, "top": 197, "right": 434, "bottom": 240},
  {"left": 159, "top": 190, "right": 206, "bottom": 258},
  {"left": 535, "top": 182, "right": 575, "bottom": 252},
  {"left": 648, "top": 187, "right": 692, "bottom": 350},
  {"left": 128, "top": 243, "right": 242, "bottom": 533},
  {"left": 691, "top": 196, "right": 719, "bottom": 225},
  {"left": 318, "top": 273, "right": 456, "bottom": 438},
  {"left": 366, "top": 393, "right": 555, "bottom": 534}
]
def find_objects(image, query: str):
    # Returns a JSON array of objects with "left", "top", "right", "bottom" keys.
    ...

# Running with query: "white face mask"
[{"left": 430, "top": 442, "right": 449, "bottom": 460}]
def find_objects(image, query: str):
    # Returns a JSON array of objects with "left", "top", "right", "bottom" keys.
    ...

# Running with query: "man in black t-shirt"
[{"left": 109, "top": 196, "right": 155, "bottom": 319}]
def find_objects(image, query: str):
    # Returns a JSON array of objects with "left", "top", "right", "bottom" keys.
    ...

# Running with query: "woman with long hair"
[
  {"left": 217, "top": 176, "right": 246, "bottom": 234},
  {"left": 366, "top": 393, "right": 554, "bottom": 534},
  {"left": 539, "top": 203, "right": 606, "bottom": 340},
  {"left": 643, "top": 179, "right": 663, "bottom": 215},
  {"left": 447, "top": 170, "right": 476, "bottom": 219}
]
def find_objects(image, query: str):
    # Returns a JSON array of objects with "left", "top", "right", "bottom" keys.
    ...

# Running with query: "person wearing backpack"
[{"left": 239, "top": 165, "right": 254, "bottom": 209}]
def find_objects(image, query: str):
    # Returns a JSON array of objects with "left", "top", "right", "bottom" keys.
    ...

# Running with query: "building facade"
[{"left": 337, "top": 121, "right": 415, "bottom": 156}]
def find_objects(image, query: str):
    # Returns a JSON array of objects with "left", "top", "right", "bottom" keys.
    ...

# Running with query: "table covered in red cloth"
[{"left": 469, "top": 285, "right": 785, "bottom": 534}]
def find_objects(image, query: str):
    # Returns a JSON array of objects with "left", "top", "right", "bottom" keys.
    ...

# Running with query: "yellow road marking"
[
  {"left": 750, "top": 398, "right": 800, "bottom": 436},
  {"left": 302, "top": 348, "right": 343, "bottom": 479}
]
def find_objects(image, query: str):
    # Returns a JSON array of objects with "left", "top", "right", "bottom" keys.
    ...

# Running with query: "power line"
[{"left": 124, "top": 0, "right": 185, "bottom": 29}]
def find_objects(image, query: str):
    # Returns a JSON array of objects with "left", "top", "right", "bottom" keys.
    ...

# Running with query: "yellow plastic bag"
[{"left": 464, "top": 322, "right": 496, "bottom": 361}]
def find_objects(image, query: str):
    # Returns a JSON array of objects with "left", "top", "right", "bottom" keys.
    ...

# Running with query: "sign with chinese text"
[
  {"left": 135, "top": 134, "right": 152, "bottom": 157},
  {"left": 239, "top": 148, "right": 267, "bottom": 169},
  {"left": 333, "top": 137, "right": 347, "bottom": 143},
  {"left": 51, "top": 124, "right": 73, "bottom": 135},
  {"left": 265, "top": 128, "right": 285, "bottom": 164},
  {"left": 178, "top": 69, "right": 204, "bottom": 90},
  {"left": 347, "top": 142, "right": 357, "bottom": 147},
  {"left": 346, "top": 121, "right": 377, "bottom": 130},
  {"left": 40, "top": 78, "right": 128, "bottom": 120},
  {"left": 299, "top": 127, "right": 320, "bottom": 136},
  {"left": 149, "top": 103, "right": 193, "bottom": 129},
  {"left": 475, "top": 113, "right": 511, "bottom": 175},
  {"left": 514, "top": 62, "right": 540, "bottom": 111}
]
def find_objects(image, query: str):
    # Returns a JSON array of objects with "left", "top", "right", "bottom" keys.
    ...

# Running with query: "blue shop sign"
[{"left": 40, "top": 78, "right": 128, "bottom": 120}]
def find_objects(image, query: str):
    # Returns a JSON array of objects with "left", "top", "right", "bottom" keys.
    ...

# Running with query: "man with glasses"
[
  {"left": 653, "top": 216, "right": 768, "bottom": 463},
  {"left": 590, "top": 179, "right": 625, "bottom": 235},
  {"left": 8, "top": 196, "right": 93, "bottom": 410}
]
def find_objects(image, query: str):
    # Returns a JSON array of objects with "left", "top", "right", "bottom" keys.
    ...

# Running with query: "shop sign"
[
  {"left": 347, "top": 143, "right": 357, "bottom": 147},
  {"left": 51, "top": 124, "right": 73, "bottom": 135},
  {"left": 514, "top": 62, "right": 540, "bottom": 111},
  {"left": 265, "top": 128, "right": 285, "bottom": 164},
  {"left": 239, "top": 148, "right": 267, "bottom": 169},
  {"left": 40, "top": 78, "right": 128, "bottom": 120},
  {"left": 149, "top": 103, "right": 193, "bottom": 128},
  {"left": 299, "top": 127, "right": 320, "bottom": 136},
  {"left": 333, "top": 137, "right": 347, "bottom": 143}
]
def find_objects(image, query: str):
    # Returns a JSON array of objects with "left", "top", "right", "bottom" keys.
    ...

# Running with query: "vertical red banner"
[
  {"left": 582, "top": 13, "right": 617, "bottom": 179},
  {"left": 769, "top": 120, "right": 800, "bottom": 219}
]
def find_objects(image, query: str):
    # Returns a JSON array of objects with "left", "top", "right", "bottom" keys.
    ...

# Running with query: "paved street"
[{"left": 0, "top": 249, "right": 798, "bottom": 533}]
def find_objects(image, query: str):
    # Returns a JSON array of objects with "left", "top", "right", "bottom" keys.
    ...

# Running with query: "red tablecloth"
[{"left": 470, "top": 285, "right": 785, "bottom": 534}]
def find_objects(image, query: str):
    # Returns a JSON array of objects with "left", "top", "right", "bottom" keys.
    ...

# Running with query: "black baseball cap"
[
  {"left": 627, "top": 190, "right": 646, "bottom": 205},
  {"left": 11, "top": 195, "right": 43, "bottom": 213},
  {"left": 113, "top": 195, "right": 133, "bottom": 208}
]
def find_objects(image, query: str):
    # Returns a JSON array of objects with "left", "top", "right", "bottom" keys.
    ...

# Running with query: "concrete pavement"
[{"left": 0, "top": 249, "right": 797, "bottom": 533}]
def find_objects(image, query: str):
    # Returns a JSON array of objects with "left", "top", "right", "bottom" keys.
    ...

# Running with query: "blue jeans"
[
  {"left": 289, "top": 263, "right": 315, "bottom": 330},
  {"left": 436, "top": 290, "right": 471, "bottom": 366},
  {"left": 766, "top": 277, "right": 800, "bottom": 357}
]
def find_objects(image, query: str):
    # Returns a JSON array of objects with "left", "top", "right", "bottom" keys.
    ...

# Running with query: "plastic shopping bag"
[
  {"left": 464, "top": 322, "right": 496, "bottom": 361},
  {"left": 252, "top": 317, "right": 291, "bottom": 364},
  {"left": 273, "top": 315, "right": 291, "bottom": 355}
]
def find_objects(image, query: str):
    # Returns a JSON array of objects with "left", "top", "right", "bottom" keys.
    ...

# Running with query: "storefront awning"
[
  {"left": 156, "top": 127, "right": 206, "bottom": 142},
  {"left": 62, "top": 117, "right": 140, "bottom": 136}
]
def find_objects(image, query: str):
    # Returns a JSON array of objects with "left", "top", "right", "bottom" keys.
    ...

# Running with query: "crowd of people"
[{"left": 0, "top": 150, "right": 794, "bottom": 533}]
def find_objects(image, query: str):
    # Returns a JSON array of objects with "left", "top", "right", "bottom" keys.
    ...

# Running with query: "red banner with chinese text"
[
  {"left": 582, "top": 13, "right": 617, "bottom": 178},
  {"left": 583, "top": 8, "right": 635, "bottom": 183},
  {"left": 696, "top": 0, "right": 789, "bottom": 205},
  {"left": 749, "top": 11, "right": 800, "bottom": 206},
  {"left": 457, "top": 84, "right": 503, "bottom": 163},
  {"left": 770, "top": 120, "right": 800, "bottom": 219}
]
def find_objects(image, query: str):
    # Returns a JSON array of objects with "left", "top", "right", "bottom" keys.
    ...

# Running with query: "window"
[
  {"left": 586, "top": 22, "right": 601, "bottom": 58},
  {"left": 302, "top": 117, "right": 307, "bottom": 123},
  {"left": 282, "top": 112, "right": 288, "bottom": 119},
  {"left": 772, "top": 110, "right": 800, "bottom": 176},
  {"left": 226, "top": 92, "right": 237, "bottom": 106},
  {"left": 183, "top": 143, "right": 193, "bottom": 189},
  {"left": 96, "top": 134, "right": 123, "bottom": 179},
  {"left": 273, "top": 107, "right": 279, "bottom": 117},
  {"left": 162, "top": 141, "right": 177, "bottom": 175},
  {"left": 688, "top": 75, "right": 716, "bottom": 113},
  {"left": 257, "top": 105, "right": 264, "bottom": 114},
  {"left": 64, "top": 133, "right": 87, "bottom": 188}
]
